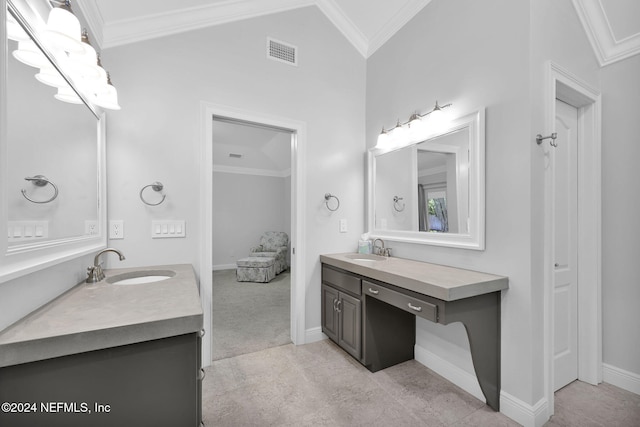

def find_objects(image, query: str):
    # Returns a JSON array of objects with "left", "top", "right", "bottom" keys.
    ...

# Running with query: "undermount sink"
[
  {"left": 344, "top": 253, "right": 388, "bottom": 262},
  {"left": 107, "top": 270, "right": 176, "bottom": 285}
]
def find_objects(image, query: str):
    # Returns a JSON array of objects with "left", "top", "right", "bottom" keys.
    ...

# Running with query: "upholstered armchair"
[{"left": 250, "top": 231, "right": 289, "bottom": 274}]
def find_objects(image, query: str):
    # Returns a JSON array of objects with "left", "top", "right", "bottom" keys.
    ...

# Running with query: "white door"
[{"left": 553, "top": 100, "right": 579, "bottom": 391}]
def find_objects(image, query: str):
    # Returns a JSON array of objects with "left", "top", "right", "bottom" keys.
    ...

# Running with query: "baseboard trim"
[
  {"left": 603, "top": 363, "right": 640, "bottom": 395},
  {"left": 414, "top": 344, "right": 551, "bottom": 426},
  {"left": 414, "top": 344, "right": 485, "bottom": 402},
  {"left": 500, "top": 392, "right": 549, "bottom": 427},
  {"left": 305, "top": 327, "right": 326, "bottom": 344},
  {"left": 212, "top": 264, "right": 236, "bottom": 271}
]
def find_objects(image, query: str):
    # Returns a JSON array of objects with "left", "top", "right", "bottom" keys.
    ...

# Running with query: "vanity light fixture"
[
  {"left": 12, "top": 39, "right": 50, "bottom": 68},
  {"left": 42, "top": 0, "right": 83, "bottom": 54},
  {"left": 91, "top": 72, "right": 121, "bottom": 110},
  {"left": 376, "top": 100, "right": 452, "bottom": 149},
  {"left": 9, "top": 5, "right": 121, "bottom": 110}
]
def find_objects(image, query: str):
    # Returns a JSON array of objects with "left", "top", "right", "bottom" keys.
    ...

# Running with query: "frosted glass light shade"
[
  {"left": 54, "top": 85, "right": 83, "bottom": 104},
  {"left": 67, "top": 41, "right": 102, "bottom": 81},
  {"left": 12, "top": 40, "right": 49, "bottom": 68},
  {"left": 43, "top": 7, "right": 83, "bottom": 53},
  {"left": 35, "top": 66, "right": 67, "bottom": 87},
  {"left": 376, "top": 130, "right": 390, "bottom": 149},
  {"left": 92, "top": 83, "right": 121, "bottom": 110},
  {"left": 7, "top": 13, "right": 30, "bottom": 41}
]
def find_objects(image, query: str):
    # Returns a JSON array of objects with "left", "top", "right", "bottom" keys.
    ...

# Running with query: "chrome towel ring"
[
  {"left": 393, "top": 196, "right": 405, "bottom": 212},
  {"left": 324, "top": 193, "right": 340, "bottom": 212},
  {"left": 21, "top": 175, "right": 58, "bottom": 204},
  {"left": 140, "top": 181, "right": 166, "bottom": 206}
]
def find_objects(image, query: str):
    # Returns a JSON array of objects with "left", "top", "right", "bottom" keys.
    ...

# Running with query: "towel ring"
[
  {"left": 21, "top": 175, "right": 58, "bottom": 204},
  {"left": 324, "top": 193, "right": 340, "bottom": 212},
  {"left": 140, "top": 181, "right": 166, "bottom": 206},
  {"left": 393, "top": 196, "right": 405, "bottom": 212}
]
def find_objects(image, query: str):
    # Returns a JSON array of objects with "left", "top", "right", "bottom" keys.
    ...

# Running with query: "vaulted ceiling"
[{"left": 76, "top": 0, "right": 640, "bottom": 64}]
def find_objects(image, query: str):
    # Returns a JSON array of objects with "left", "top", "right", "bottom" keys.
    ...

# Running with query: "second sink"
[
  {"left": 344, "top": 253, "right": 388, "bottom": 262},
  {"left": 107, "top": 270, "right": 176, "bottom": 285}
]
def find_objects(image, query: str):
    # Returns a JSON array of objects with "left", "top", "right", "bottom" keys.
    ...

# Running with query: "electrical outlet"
[
  {"left": 339, "top": 218, "right": 348, "bottom": 233},
  {"left": 109, "top": 220, "right": 124, "bottom": 239},
  {"left": 85, "top": 220, "right": 98, "bottom": 235}
]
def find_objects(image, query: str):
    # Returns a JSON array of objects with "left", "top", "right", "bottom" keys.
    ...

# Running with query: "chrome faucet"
[
  {"left": 373, "top": 238, "right": 392, "bottom": 257},
  {"left": 86, "top": 248, "right": 126, "bottom": 283}
]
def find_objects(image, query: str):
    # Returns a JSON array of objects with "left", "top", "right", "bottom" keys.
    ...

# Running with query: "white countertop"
[
  {"left": 0, "top": 264, "right": 203, "bottom": 368},
  {"left": 320, "top": 253, "right": 508, "bottom": 301}
]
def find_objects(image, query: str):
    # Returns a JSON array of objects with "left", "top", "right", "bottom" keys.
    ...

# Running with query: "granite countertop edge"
[
  {"left": 0, "top": 264, "right": 203, "bottom": 368},
  {"left": 320, "top": 253, "right": 508, "bottom": 301}
]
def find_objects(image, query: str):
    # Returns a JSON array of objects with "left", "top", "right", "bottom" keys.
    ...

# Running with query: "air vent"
[
  {"left": 229, "top": 153, "right": 242, "bottom": 158},
  {"left": 267, "top": 37, "right": 298, "bottom": 66}
]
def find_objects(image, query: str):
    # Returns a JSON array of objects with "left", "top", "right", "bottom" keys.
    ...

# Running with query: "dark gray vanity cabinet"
[
  {"left": 321, "top": 265, "right": 362, "bottom": 360},
  {"left": 0, "top": 332, "right": 203, "bottom": 427}
]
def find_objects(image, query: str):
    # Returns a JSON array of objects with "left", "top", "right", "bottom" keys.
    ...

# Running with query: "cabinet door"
[
  {"left": 321, "top": 284, "right": 339, "bottom": 342},
  {"left": 338, "top": 292, "right": 361, "bottom": 359}
]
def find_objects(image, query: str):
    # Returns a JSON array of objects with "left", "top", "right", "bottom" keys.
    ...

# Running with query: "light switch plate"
[{"left": 151, "top": 220, "right": 186, "bottom": 238}]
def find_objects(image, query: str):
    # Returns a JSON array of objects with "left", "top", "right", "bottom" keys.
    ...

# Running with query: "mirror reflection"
[
  {"left": 368, "top": 108, "right": 484, "bottom": 250},
  {"left": 6, "top": 9, "right": 99, "bottom": 246},
  {"left": 375, "top": 128, "right": 470, "bottom": 234}
]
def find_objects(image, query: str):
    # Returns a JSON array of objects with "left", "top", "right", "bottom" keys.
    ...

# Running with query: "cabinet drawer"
[
  {"left": 363, "top": 280, "right": 438, "bottom": 322},
  {"left": 322, "top": 265, "right": 361, "bottom": 296}
]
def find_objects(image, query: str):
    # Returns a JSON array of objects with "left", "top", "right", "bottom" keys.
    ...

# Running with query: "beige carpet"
[{"left": 212, "top": 269, "right": 291, "bottom": 361}]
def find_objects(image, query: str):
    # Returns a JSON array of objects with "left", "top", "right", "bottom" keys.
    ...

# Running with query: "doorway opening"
[
  {"left": 211, "top": 117, "right": 293, "bottom": 360},
  {"left": 199, "top": 102, "right": 307, "bottom": 366},
  {"left": 543, "top": 62, "right": 602, "bottom": 418}
]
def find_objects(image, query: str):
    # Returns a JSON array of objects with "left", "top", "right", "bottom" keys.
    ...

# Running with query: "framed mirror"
[
  {"left": 367, "top": 108, "right": 485, "bottom": 250},
  {"left": 0, "top": 0, "right": 106, "bottom": 282}
]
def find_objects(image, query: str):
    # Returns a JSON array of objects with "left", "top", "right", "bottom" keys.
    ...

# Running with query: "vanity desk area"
[{"left": 320, "top": 253, "right": 508, "bottom": 411}]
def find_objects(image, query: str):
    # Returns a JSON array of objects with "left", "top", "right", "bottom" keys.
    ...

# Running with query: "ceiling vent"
[{"left": 267, "top": 37, "right": 298, "bottom": 66}]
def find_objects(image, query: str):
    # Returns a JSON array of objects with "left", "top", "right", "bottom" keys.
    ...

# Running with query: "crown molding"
[
  {"left": 573, "top": 0, "right": 640, "bottom": 67},
  {"left": 367, "top": 0, "right": 432, "bottom": 57},
  {"left": 214, "top": 164, "right": 291, "bottom": 178},
  {"left": 92, "top": 0, "right": 315, "bottom": 49},
  {"left": 75, "top": 0, "right": 105, "bottom": 48},
  {"left": 315, "top": 0, "right": 368, "bottom": 57},
  {"left": 79, "top": 0, "right": 430, "bottom": 58}
]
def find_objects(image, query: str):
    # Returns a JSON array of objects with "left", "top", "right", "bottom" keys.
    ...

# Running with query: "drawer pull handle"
[
  {"left": 368, "top": 288, "right": 379, "bottom": 295},
  {"left": 199, "top": 328, "right": 206, "bottom": 338},
  {"left": 199, "top": 368, "right": 206, "bottom": 380},
  {"left": 336, "top": 300, "right": 342, "bottom": 313},
  {"left": 407, "top": 303, "right": 422, "bottom": 312}
]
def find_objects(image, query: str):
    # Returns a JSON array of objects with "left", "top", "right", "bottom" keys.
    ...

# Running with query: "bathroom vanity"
[
  {"left": 320, "top": 253, "right": 508, "bottom": 411},
  {"left": 0, "top": 264, "right": 204, "bottom": 427}
]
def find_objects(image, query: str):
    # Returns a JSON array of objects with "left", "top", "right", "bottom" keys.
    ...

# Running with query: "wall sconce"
[{"left": 376, "top": 100, "right": 452, "bottom": 149}]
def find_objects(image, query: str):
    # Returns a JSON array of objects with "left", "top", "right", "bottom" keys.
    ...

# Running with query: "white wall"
[
  {"left": 101, "top": 6, "right": 366, "bottom": 332},
  {"left": 601, "top": 53, "right": 640, "bottom": 377},
  {"left": 212, "top": 171, "right": 289, "bottom": 269},
  {"left": 367, "top": 0, "right": 534, "bottom": 406}
]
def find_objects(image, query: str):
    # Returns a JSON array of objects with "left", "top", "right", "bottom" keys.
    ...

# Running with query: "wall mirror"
[
  {"left": 0, "top": 0, "right": 106, "bottom": 282},
  {"left": 367, "top": 108, "right": 485, "bottom": 250}
]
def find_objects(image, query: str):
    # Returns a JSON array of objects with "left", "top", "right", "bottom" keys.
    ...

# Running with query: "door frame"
[
  {"left": 542, "top": 62, "right": 602, "bottom": 416},
  {"left": 199, "top": 101, "right": 307, "bottom": 366}
]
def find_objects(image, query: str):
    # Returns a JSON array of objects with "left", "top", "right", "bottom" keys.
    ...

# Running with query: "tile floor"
[{"left": 202, "top": 340, "right": 640, "bottom": 426}]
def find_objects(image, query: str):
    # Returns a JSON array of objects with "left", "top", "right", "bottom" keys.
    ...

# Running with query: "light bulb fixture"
[
  {"left": 35, "top": 66, "right": 67, "bottom": 87},
  {"left": 92, "top": 72, "right": 121, "bottom": 110},
  {"left": 376, "top": 127, "right": 391, "bottom": 148},
  {"left": 54, "top": 85, "right": 83, "bottom": 104},
  {"left": 10, "top": 5, "right": 121, "bottom": 111},
  {"left": 12, "top": 39, "right": 50, "bottom": 68},
  {"left": 65, "top": 29, "right": 102, "bottom": 81},
  {"left": 375, "top": 100, "right": 452, "bottom": 148},
  {"left": 43, "top": 0, "right": 83, "bottom": 54}
]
